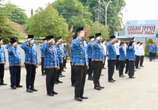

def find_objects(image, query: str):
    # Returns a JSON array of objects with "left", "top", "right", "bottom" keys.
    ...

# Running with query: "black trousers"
[
  {"left": 41, "top": 57, "right": 45, "bottom": 75},
  {"left": 25, "top": 64, "right": 36, "bottom": 89},
  {"left": 140, "top": 56, "right": 144, "bottom": 66},
  {"left": 93, "top": 61, "right": 103, "bottom": 87},
  {"left": 108, "top": 60, "right": 116, "bottom": 81},
  {"left": 0, "top": 64, "right": 5, "bottom": 84},
  {"left": 119, "top": 60, "right": 125, "bottom": 76},
  {"left": 46, "top": 68, "right": 56, "bottom": 94},
  {"left": 88, "top": 58, "right": 93, "bottom": 77},
  {"left": 73, "top": 65, "right": 87, "bottom": 98},
  {"left": 71, "top": 63, "right": 75, "bottom": 86},
  {"left": 63, "top": 57, "right": 67, "bottom": 68},
  {"left": 116, "top": 55, "right": 120, "bottom": 70},
  {"left": 9, "top": 66, "right": 21, "bottom": 87},
  {"left": 149, "top": 52, "right": 153, "bottom": 61},
  {"left": 125, "top": 59, "right": 129, "bottom": 74},
  {"left": 128, "top": 61, "right": 135, "bottom": 78},
  {"left": 135, "top": 56, "right": 140, "bottom": 69},
  {"left": 56, "top": 63, "right": 63, "bottom": 81}
]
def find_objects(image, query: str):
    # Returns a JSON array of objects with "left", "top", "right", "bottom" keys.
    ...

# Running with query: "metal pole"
[{"left": 102, "top": 0, "right": 112, "bottom": 26}]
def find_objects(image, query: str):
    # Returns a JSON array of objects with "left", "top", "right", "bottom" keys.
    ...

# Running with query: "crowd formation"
[{"left": 0, "top": 27, "right": 146, "bottom": 102}]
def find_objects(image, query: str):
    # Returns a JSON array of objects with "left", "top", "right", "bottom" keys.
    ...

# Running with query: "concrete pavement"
[{"left": 0, "top": 59, "right": 158, "bottom": 110}]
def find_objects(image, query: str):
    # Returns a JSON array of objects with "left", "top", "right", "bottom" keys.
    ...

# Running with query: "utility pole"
[
  {"left": 97, "top": 0, "right": 102, "bottom": 23},
  {"left": 101, "top": 0, "right": 112, "bottom": 25}
]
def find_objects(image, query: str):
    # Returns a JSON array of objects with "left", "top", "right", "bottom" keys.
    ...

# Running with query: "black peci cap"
[
  {"left": 46, "top": 35, "right": 54, "bottom": 40},
  {"left": 110, "top": 35, "right": 116, "bottom": 40},
  {"left": 10, "top": 38, "right": 17, "bottom": 44},
  {"left": 95, "top": 33, "right": 102, "bottom": 37},
  {"left": 76, "top": 27, "right": 84, "bottom": 33},
  {"left": 28, "top": 35, "right": 34, "bottom": 39},
  {"left": 55, "top": 37, "right": 62, "bottom": 43},
  {"left": 89, "top": 36, "right": 95, "bottom": 39}
]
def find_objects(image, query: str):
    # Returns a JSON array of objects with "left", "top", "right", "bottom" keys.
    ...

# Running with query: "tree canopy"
[
  {"left": 79, "top": 0, "right": 126, "bottom": 35},
  {"left": 26, "top": 5, "right": 69, "bottom": 39},
  {"left": 5, "top": 3, "right": 28, "bottom": 25},
  {"left": 0, "top": 1, "right": 26, "bottom": 42},
  {"left": 52, "top": 0, "right": 92, "bottom": 32}
]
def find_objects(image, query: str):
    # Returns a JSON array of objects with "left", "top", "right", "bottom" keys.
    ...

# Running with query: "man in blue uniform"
[
  {"left": 70, "top": 27, "right": 88, "bottom": 102},
  {"left": 107, "top": 35, "right": 116, "bottom": 83},
  {"left": 119, "top": 42, "right": 126, "bottom": 77},
  {"left": 21, "top": 35, "right": 38, "bottom": 93},
  {"left": 6, "top": 38, "right": 22, "bottom": 89},
  {"left": 87, "top": 36, "right": 95, "bottom": 81},
  {"left": 63, "top": 43, "right": 68, "bottom": 70},
  {"left": 148, "top": 42, "right": 154, "bottom": 61},
  {"left": 40, "top": 38, "right": 47, "bottom": 76},
  {"left": 42, "top": 35, "right": 59, "bottom": 96},
  {"left": 126, "top": 40, "right": 135, "bottom": 78},
  {"left": 0, "top": 38, "right": 7, "bottom": 85},
  {"left": 92, "top": 33, "right": 105, "bottom": 90},
  {"left": 54, "top": 37, "right": 64, "bottom": 84}
]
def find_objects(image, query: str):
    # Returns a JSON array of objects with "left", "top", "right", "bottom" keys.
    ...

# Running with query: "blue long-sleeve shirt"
[
  {"left": 55, "top": 44, "right": 64, "bottom": 63},
  {"left": 40, "top": 43, "right": 46, "bottom": 57},
  {"left": 148, "top": 44, "right": 154, "bottom": 53},
  {"left": 87, "top": 41, "right": 94, "bottom": 58},
  {"left": 70, "top": 37, "right": 88, "bottom": 65},
  {"left": 0, "top": 45, "right": 6, "bottom": 64},
  {"left": 119, "top": 46, "right": 126, "bottom": 60},
  {"left": 21, "top": 41, "right": 38, "bottom": 65},
  {"left": 42, "top": 42, "right": 59, "bottom": 68},
  {"left": 107, "top": 42, "right": 116, "bottom": 60},
  {"left": 126, "top": 46, "right": 135, "bottom": 60},
  {"left": 153, "top": 45, "right": 157, "bottom": 53},
  {"left": 6, "top": 44, "right": 21, "bottom": 66},
  {"left": 92, "top": 39, "right": 105, "bottom": 61}
]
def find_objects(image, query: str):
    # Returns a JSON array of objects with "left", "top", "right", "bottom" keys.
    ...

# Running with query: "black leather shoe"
[
  {"left": 94, "top": 86, "right": 101, "bottom": 90},
  {"left": 99, "top": 86, "right": 104, "bottom": 89},
  {"left": 59, "top": 75, "right": 65, "bottom": 78},
  {"left": 17, "top": 85, "right": 23, "bottom": 88},
  {"left": 81, "top": 96, "right": 88, "bottom": 99},
  {"left": 56, "top": 80, "right": 63, "bottom": 84},
  {"left": 129, "top": 77, "right": 135, "bottom": 79},
  {"left": 88, "top": 76, "right": 93, "bottom": 80},
  {"left": 47, "top": 93, "right": 54, "bottom": 96},
  {"left": 53, "top": 91, "right": 58, "bottom": 95},
  {"left": 31, "top": 88, "right": 38, "bottom": 92},
  {"left": 26, "top": 89, "right": 33, "bottom": 93},
  {"left": 108, "top": 80, "right": 115, "bottom": 83},
  {"left": 11, "top": 86, "right": 16, "bottom": 89},
  {"left": 75, "top": 97, "right": 82, "bottom": 102},
  {"left": 0, "top": 83, "right": 7, "bottom": 86}
]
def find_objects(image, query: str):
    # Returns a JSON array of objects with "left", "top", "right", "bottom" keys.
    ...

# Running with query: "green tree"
[
  {"left": 52, "top": 0, "right": 92, "bottom": 32},
  {"left": 5, "top": 3, "right": 28, "bottom": 24},
  {"left": 0, "top": 1, "right": 25, "bottom": 43},
  {"left": 27, "top": 5, "right": 69, "bottom": 39},
  {"left": 79, "top": 0, "right": 126, "bottom": 35},
  {"left": 87, "top": 21, "right": 109, "bottom": 39},
  {"left": 145, "top": 38, "right": 153, "bottom": 56}
]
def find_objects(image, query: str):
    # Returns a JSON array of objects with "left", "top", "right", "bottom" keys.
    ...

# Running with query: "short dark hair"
[{"left": 109, "top": 35, "right": 116, "bottom": 40}]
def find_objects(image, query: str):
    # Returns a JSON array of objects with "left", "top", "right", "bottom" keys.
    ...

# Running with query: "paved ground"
[{"left": 0, "top": 59, "right": 158, "bottom": 110}]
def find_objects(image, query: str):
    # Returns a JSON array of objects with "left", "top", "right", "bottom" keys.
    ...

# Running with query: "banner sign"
[{"left": 125, "top": 20, "right": 158, "bottom": 38}]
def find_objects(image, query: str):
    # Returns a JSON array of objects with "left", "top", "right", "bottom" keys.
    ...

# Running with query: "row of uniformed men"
[
  {"left": 69, "top": 27, "right": 142, "bottom": 102},
  {"left": 0, "top": 35, "right": 68, "bottom": 95},
  {"left": 0, "top": 28, "right": 143, "bottom": 102}
]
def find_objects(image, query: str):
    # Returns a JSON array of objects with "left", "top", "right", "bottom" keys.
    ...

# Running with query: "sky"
[{"left": 3, "top": 0, "right": 158, "bottom": 24}]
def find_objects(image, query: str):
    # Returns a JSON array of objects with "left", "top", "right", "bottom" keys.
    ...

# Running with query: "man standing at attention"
[{"left": 70, "top": 27, "right": 88, "bottom": 102}]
